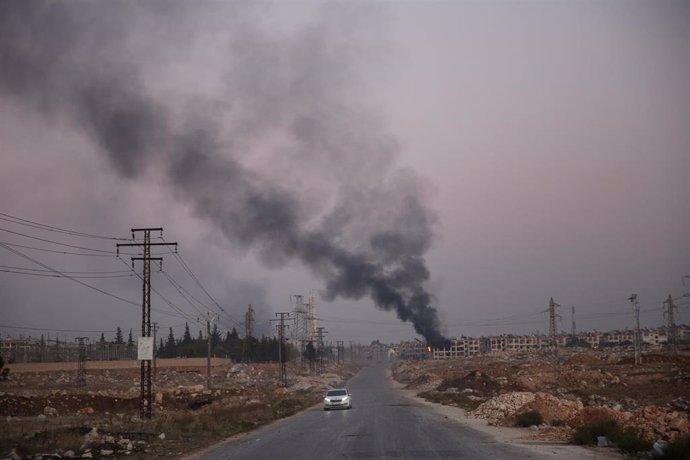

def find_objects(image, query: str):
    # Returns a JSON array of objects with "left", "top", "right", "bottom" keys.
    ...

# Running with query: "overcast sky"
[{"left": 1, "top": 0, "right": 688, "bottom": 345}]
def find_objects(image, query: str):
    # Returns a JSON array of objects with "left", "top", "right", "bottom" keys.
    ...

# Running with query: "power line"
[
  {"left": 116, "top": 257, "right": 197, "bottom": 323},
  {"left": 158, "top": 271, "right": 240, "bottom": 332},
  {"left": 0, "top": 243, "right": 192, "bottom": 320},
  {"left": 160, "top": 270, "right": 208, "bottom": 317},
  {"left": 0, "top": 265, "right": 132, "bottom": 275},
  {"left": 0, "top": 242, "right": 141, "bottom": 308},
  {"left": 0, "top": 212, "right": 129, "bottom": 240},
  {"left": 0, "top": 240, "right": 127, "bottom": 257},
  {"left": 0, "top": 324, "right": 119, "bottom": 333},
  {"left": 0, "top": 269, "right": 135, "bottom": 279},
  {"left": 444, "top": 310, "right": 545, "bottom": 328},
  {"left": 0, "top": 227, "right": 116, "bottom": 253},
  {"left": 316, "top": 315, "right": 409, "bottom": 326},
  {"left": 0, "top": 238, "right": 173, "bottom": 257},
  {"left": 161, "top": 270, "right": 243, "bottom": 327},
  {"left": 167, "top": 248, "right": 241, "bottom": 327}
]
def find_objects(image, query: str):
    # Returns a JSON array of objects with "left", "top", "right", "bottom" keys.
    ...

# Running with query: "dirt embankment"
[
  {"left": 392, "top": 350, "right": 690, "bottom": 445},
  {"left": 0, "top": 359, "right": 359, "bottom": 459}
]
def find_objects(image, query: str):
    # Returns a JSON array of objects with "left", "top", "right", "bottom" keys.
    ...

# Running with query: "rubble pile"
[
  {"left": 568, "top": 406, "right": 630, "bottom": 428},
  {"left": 392, "top": 350, "right": 690, "bottom": 446},
  {"left": 392, "top": 362, "right": 444, "bottom": 392},
  {"left": 471, "top": 392, "right": 536, "bottom": 424},
  {"left": 511, "top": 392, "right": 583, "bottom": 426},
  {"left": 626, "top": 406, "right": 690, "bottom": 441}
]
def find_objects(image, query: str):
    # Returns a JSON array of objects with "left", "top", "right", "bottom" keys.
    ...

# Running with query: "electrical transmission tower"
[
  {"left": 117, "top": 228, "right": 177, "bottom": 418},
  {"left": 289, "top": 295, "right": 307, "bottom": 369},
  {"left": 245, "top": 304, "right": 255, "bottom": 339},
  {"left": 628, "top": 294, "right": 642, "bottom": 365},
  {"left": 546, "top": 297, "right": 561, "bottom": 353},
  {"left": 270, "top": 312, "right": 292, "bottom": 387},
  {"left": 75, "top": 337, "right": 89, "bottom": 387},
  {"left": 664, "top": 294, "right": 678, "bottom": 352},
  {"left": 571, "top": 305, "right": 576, "bottom": 339},
  {"left": 336, "top": 340, "right": 345, "bottom": 364},
  {"left": 315, "top": 326, "right": 327, "bottom": 373},
  {"left": 307, "top": 292, "right": 317, "bottom": 343},
  {"left": 291, "top": 294, "right": 309, "bottom": 357}
]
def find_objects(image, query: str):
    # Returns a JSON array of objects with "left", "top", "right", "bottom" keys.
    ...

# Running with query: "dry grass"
[{"left": 0, "top": 362, "right": 360, "bottom": 458}]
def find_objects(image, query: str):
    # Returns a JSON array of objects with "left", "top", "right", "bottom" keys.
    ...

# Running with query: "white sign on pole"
[{"left": 138, "top": 337, "right": 154, "bottom": 361}]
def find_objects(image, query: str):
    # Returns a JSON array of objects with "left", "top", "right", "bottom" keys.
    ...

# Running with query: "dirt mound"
[
  {"left": 627, "top": 406, "right": 690, "bottom": 441},
  {"left": 472, "top": 392, "right": 536, "bottom": 424},
  {"left": 437, "top": 371, "right": 499, "bottom": 393},
  {"left": 507, "top": 393, "right": 583, "bottom": 426},
  {"left": 563, "top": 351, "right": 606, "bottom": 366},
  {"left": 0, "top": 393, "right": 139, "bottom": 416},
  {"left": 392, "top": 349, "right": 690, "bottom": 449},
  {"left": 568, "top": 406, "right": 628, "bottom": 428}
]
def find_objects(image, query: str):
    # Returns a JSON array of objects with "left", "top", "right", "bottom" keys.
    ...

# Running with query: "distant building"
[
  {"left": 393, "top": 323, "right": 690, "bottom": 361},
  {"left": 0, "top": 335, "right": 40, "bottom": 363},
  {"left": 398, "top": 339, "right": 427, "bottom": 360},
  {"left": 0, "top": 335, "right": 134, "bottom": 363},
  {"left": 431, "top": 337, "right": 481, "bottom": 360}
]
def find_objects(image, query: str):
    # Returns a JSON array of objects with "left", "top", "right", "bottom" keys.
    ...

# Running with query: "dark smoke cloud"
[{"left": 0, "top": 1, "right": 446, "bottom": 344}]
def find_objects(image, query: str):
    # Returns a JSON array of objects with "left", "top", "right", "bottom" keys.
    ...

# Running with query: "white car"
[{"left": 323, "top": 388, "right": 352, "bottom": 410}]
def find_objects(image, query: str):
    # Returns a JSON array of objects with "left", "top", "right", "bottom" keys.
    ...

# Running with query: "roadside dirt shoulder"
[{"left": 389, "top": 371, "right": 622, "bottom": 460}]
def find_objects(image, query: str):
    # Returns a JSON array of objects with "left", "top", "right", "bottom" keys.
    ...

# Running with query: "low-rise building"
[{"left": 398, "top": 339, "right": 427, "bottom": 360}]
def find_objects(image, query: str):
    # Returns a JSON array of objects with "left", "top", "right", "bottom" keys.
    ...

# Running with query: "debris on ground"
[
  {"left": 0, "top": 360, "right": 358, "bottom": 459},
  {"left": 392, "top": 349, "right": 690, "bottom": 446}
]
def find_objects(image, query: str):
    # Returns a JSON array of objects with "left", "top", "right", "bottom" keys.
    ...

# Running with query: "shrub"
[
  {"left": 516, "top": 410, "right": 544, "bottom": 427},
  {"left": 551, "top": 418, "right": 566, "bottom": 427},
  {"left": 613, "top": 428, "right": 651, "bottom": 454},
  {"left": 572, "top": 419, "right": 651, "bottom": 453},
  {"left": 0, "top": 354, "right": 8, "bottom": 381},
  {"left": 660, "top": 435, "right": 690, "bottom": 459},
  {"left": 572, "top": 419, "right": 620, "bottom": 445}
]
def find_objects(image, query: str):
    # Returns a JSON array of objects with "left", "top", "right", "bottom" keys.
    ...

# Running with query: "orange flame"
[{"left": 427, "top": 346, "right": 432, "bottom": 353}]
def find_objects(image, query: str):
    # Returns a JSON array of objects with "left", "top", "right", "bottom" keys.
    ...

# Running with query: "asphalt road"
[{"left": 197, "top": 362, "right": 565, "bottom": 460}]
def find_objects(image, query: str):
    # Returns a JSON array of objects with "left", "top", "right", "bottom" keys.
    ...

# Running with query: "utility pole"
[
  {"left": 152, "top": 322, "right": 158, "bottom": 382},
  {"left": 203, "top": 312, "right": 219, "bottom": 390},
  {"left": 664, "top": 294, "right": 678, "bottom": 352},
  {"left": 117, "top": 228, "right": 177, "bottom": 419},
  {"left": 75, "top": 337, "right": 89, "bottom": 387},
  {"left": 270, "top": 312, "right": 292, "bottom": 387},
  {"left": 205, "top": 313, "right": 215, "bottom": 390},
  {"left": 243, "top": 304, "right": 254, "bottom": 363},
  {"left": 628, "top": 294, "right": 642, "bottom": 365}
]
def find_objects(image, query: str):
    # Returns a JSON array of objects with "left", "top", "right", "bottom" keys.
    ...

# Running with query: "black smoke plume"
[{"left": 0, "top": 1, "right": 447, "bottom": 345}]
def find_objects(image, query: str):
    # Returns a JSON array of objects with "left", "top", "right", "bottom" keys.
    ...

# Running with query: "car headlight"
[
  {"left": 324, "top": 398, "right": 331, "bottom": 402},
  {"left": 342, "top": 396, "right": 349, "bottom": 400}
]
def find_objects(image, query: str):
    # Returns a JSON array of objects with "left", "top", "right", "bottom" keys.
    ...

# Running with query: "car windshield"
[{"left": 326, "top": 389, "right": 347, "bottom": 397}]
